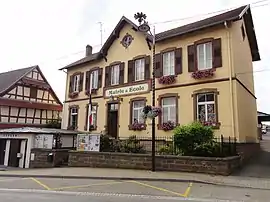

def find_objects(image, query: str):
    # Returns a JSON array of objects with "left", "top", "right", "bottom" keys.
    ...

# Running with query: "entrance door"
[
  {"left": 107, "top": 103, "right": 119, "bottom": 138},
  {"left": 8, "top": 139, "right": 22, "bottom": 167},
  {"left": 0, "top": 140, "right": 6, "bottom": 165}
]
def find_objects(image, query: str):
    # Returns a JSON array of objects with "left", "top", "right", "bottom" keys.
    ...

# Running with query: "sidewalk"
[{"left": 0, "top": 167, "right": 270, "bottom": 190}]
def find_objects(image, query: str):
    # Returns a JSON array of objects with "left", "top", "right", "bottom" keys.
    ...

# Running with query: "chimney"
[{"left": 86, "top": 45, "right": 93, "bottom": 56}]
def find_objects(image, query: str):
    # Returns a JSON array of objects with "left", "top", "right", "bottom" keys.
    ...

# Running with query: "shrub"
[
  {"left": 121, "top": 135, "right": 146, "bottom": 153},
  {"left": 173, "top": 122, "right": 217, "bottom": 156}
]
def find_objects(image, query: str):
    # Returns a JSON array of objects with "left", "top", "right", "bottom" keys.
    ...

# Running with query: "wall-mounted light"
[{"left": 109, "top": 95, "right": 123, "bottom": 102}]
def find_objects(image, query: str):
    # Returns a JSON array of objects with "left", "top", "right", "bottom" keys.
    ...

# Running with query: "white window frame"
[
  {"left": 196, "top": 93, "right": 215, "bottom": 122},
  {"left": 88, "top": 105, "right": 97, "bottom": 127},
  {"left": 70, "top": 108, "right": 78, "bottom": 127},
  {"left": 134, "top": 58, "right": 145, "bottom": 81},
  {"left": 132, "top": 100, "right": 145, "bottom": 124},
  {"left": 162, "top": 51, "right": 175, "bottom": 76},
  {"left": 73, "top": 74, "right": 80, "bottom": 92},
  {"left": 111, "top": 65, "right": 120, "bottom": 86},
  {"left": 196, "top": 42, "right": 213, "bottom": 70},
  {"left": 161, "top": 97, "right": 176, "bottom": 124},
  {"left": 91, "top": 70, "right": 98, "bottom": 89}
]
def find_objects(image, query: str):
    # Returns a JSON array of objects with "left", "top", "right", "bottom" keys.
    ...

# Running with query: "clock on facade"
[{"left": 120, "top": 33, "right": 134, "bottom": 48}]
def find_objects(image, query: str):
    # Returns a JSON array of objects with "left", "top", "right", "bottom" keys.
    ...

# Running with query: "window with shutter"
[
  {"left": 91, "top": 70, "right": 99, "bottom": 89},
  {"left": 196, "top": 42, "right": 213, "bottom": 70},
  {"left": 129, "top": 97, "right": 147, "bottom": 130},
  {"left": 73, "top": 74, "right": 80, "bottom": 92},
  {"left": 158, "top": 93, "right": 179, "bottom": 130},
  {"left": 68, "top": 106, "right": 79, "bottom": 130},
  {"left": 134, "top": 58, "right": 145, "bottom": 81},
  {"left": 162, "top": 51, "right": 175, "bottom": 76},
  {"left": 85, "top": 104, "right": 98, "bottom": 131},
  {"left": 111, "top": 65, "right": 120, "bottom": 85}
]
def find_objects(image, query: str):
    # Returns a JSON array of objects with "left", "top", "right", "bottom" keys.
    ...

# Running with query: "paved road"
[{"left": 0, "top": 177, "right": 269, "bottom": 201}]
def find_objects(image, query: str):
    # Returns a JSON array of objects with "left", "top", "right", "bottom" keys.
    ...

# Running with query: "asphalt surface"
[{"left": 0, "top": 177, "right": 269, "bottom": 201}]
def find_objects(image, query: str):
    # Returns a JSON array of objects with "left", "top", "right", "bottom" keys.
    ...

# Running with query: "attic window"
[{"left": 241, "top": 24, "right": 246, "bottom": 40}]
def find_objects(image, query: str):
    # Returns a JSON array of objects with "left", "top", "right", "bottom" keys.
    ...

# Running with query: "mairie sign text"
[{"left": 105, "top": 83, "right": 149, "bottom": 97}]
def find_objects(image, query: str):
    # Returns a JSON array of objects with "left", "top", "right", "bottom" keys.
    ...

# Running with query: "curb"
[{"left": 0, "top": 174, "right": 269, "bottom": 190}]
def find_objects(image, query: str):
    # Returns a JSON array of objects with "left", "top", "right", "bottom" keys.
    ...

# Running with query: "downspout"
[
  {"left": 61, "top": 69, "right": 68, "bottom": 129},
  {"left": 224, "top": 21, "right": 236, "bottom": 141}
]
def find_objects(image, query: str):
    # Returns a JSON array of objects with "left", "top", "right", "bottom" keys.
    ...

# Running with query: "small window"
[
  {"left": 241, "top": 24, "right": 246, "bottom": 40},
  {"left": 111, "top": 65, "right": 120, "bottom": 86},
  {"left": 30, "top": 87, "right": 37, "bottom": 98},
  {"left": 197, "top": 42, "right": 212, "bottom": 70},
  {"left": 197, "top": 93, "right": 216, "bottom": 123},
  {"left": 134, "top": 58, "right": 145, "bottom": 81},
  {"left": 70, "top": 107, "right": 78, "bottom": 129},
  {"left": 132, "top": 100, "right": 145, "bottom": 124},
  {"left": 162, "top": 51, "right": 175, "bottom": 76},
  {"left": 73, "top": 74, "right": 80, "bottom": 92},
  {"left": 91, "top": 70, "right": 98, "bottom": 89},
  {"left": 161, "top": 97, "right": 176, "bottom": 124}
]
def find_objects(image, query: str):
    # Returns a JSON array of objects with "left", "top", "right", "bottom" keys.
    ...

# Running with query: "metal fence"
[{"left": 117, "top": 135, "right": 237, "bottom": 157}]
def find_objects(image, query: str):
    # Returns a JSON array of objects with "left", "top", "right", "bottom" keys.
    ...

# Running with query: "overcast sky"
[{"left": 0, "top": 0, "right": 269, "bottom": 113}]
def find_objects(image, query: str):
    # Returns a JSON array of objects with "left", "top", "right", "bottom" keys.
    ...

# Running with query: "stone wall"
[
  {"left": 30, "top": 149, "right": 70, "bottom": 168},
  {"left": 68, "top": 151, "right": 241, "bottom": 175}
]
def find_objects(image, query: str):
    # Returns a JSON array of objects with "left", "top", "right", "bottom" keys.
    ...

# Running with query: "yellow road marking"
[
  {"left": 30, "top": 177, "right": 51, "bottom": 190},
  {"left": 130, "top": 181, "right": 185, "bottom": 197},
  {"left": 183, "top": 182, "right": 193, "bottom": 197},
  {"left": 53, "top": 181, "right": 127, "bottom": 190}
]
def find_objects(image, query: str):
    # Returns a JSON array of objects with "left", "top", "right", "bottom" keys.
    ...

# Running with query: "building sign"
[
  {"left": 0, "top": 134, "right": 18, "bottom": 138},
  {"left": 104, "top": 83, "right": 149, "bottom": 97}
]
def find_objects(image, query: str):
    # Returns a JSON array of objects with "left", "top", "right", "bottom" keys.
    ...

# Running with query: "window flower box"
[
  {"left": 202, "top": 121, "right": 219, "bottom": 127},
  {"left": 158, "top": 75, "right": 176, "bottom": 85},
  {"left": 130, "top": 123, "right": 146, "bottom": 131},
  {"left": 68, "top": 92, "right": 79, "bottom": 99},
  {"left": 141, "top": 105, "right": 162, "bottom": 120},
  {"left": 85, "top": 89, "right": 98, "bottom": 96},
  {"left": 161, "top": 121, "right": 175, "bottom": 131},
  {"left": 191, "top": 69, "right": 215, "bottom": 79}
]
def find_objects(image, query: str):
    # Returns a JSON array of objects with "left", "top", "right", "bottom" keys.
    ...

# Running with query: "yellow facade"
[{"left": 61, "top": 8, "right": 260, "bottom": 143}]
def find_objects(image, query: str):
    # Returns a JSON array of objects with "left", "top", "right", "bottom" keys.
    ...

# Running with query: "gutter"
[{"left": 224, "top": 21, "right": 236, "bottom": 140}]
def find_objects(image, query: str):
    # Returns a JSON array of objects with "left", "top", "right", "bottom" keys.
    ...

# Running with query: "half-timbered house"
[{"left": 0, "top": 66, "right": 62, "bottom": 129}]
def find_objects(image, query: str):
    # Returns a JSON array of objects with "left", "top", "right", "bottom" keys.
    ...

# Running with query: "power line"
[
  {"left": 29, "top": 0, "right": 270, "bottom": 66},
  {"left": 151, "top": 0, "right": 270, "bottom": 25}
]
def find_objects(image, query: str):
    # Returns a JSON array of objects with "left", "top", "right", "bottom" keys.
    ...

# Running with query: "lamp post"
[{"left": 134, "top": 12, "right": 156, "bottom": 171}]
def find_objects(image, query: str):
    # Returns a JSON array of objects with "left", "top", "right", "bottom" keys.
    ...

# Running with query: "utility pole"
[{"left": 98, "top": 22, "right": 103, "bottom": 46}]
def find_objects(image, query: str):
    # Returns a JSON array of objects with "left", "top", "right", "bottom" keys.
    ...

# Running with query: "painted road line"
[
  {"left": 52, "top": 180, "right": 127, "bottom": 190},
  {"left": 183, "top": 182, "right": 193, "bottom": 197},
  {"left": 30, "top": 178, "right": 51, "bottom": 190},
  {"left": 130, "top": 180, "right": 185, "bottom": 197}
]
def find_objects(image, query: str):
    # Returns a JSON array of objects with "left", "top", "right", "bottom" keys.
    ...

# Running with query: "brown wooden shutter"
[
  {"left": 175, "top": 48, "right": 182, "bottom": 75},
  {"left": 105, "top": 66, "right": 110, "bottom": 87},
  {"left": 79, "top": 72, "right": 84, "bottom": 92},
  {"left": 128, "top": 60, "right": 134, "bottom": 83},
  {"left": 84, "top": 105, "right": 89, "bottom": 131},
  {"left": 69, "top": 75, "right": 74, "bottom": 93},
  {"left": 98, "top": 68, "right": 103, "bottom": 88},
  {"left": 145, "top": 55, "right": 150, "bottom": 80},
  {"left": 85, "top": 71, "right": 90, "bottom": 91},
  {"left": 212, "top": 38, "right": 222, "bottom": 68},
  {"left": 155, "top": 53, "right": 162, "bottom": 78},
  {"left": 119, "top": 62, "right": 125, "bottom": 84},
  {"left": 188, "top": 45, "right": 196, "bottom": 72},
  {"left": 67, "top": 108, "right": 71, "bottom": 128}
]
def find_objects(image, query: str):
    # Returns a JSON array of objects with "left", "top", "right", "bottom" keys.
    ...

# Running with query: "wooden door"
[
  {"left": 107, "top": 103, "right": 119, "bottom": 138},
  {"left": 8, "top": 139, "right": 21, "bottom": 167}
]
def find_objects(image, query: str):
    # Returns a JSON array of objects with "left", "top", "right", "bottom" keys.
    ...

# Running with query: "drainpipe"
[
  {"left": 61, "top": 69, "right": 68, "bottom": 129},
  {"left": 224, "top": 21, "right": 236, "bottom": 141}
]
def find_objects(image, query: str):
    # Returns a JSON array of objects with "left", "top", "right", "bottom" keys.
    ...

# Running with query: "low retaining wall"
[
  {"left": 30, "top": 149, "right": 70, "bottom": 168},
  {"left": 68, "top": 151, "right": 241, "bottom": 175}
]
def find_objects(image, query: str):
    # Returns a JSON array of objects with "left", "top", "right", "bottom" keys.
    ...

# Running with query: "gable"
[
  {"left": 24, "top": 67, "right": 45, "bottom": 81},
  {"left": 105, "top": 23, "right": 151, "bottom": 64}
]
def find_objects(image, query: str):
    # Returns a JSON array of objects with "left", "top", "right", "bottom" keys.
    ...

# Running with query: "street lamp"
[{"left": 134, "top": 12, "right": 156, "bottom": 172}]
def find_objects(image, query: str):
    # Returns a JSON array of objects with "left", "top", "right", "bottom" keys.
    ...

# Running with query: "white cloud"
[{"left": 0, "top": 0, "right": 269, "bottom": 113}]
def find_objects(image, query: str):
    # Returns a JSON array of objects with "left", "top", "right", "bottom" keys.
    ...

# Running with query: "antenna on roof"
[{"left": 98, "top": 22, "right": 103, "bottom": 46}]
